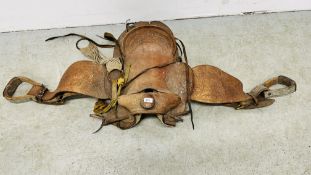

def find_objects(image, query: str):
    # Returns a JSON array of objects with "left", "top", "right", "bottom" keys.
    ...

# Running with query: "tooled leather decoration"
[{"left": 3, "top": 21, "right": 296, "bottom": 131}]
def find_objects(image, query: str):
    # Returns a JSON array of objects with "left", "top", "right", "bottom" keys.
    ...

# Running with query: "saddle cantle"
[{"left": 3, "top": 21, "right": 296, "bottom": 130}]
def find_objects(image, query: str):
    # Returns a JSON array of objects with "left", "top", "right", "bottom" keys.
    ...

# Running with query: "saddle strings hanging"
[
  {"left": 46, "top": 33, "right": 123, "bottom": 72},
  {"left": 176, "top": 38, "right": 194, "bottom": 130},
  {"left": 45, "top": 33, "right": 115, "bottom": 49}
]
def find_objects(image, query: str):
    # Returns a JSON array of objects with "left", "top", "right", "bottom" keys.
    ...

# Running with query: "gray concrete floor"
[{"left": 0, "top": 11, "right": 310, "bottom": 175}]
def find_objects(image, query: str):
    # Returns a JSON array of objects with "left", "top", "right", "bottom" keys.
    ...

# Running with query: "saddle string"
[
  {"left": 176, "top": 38, "right": 194, "bottom": 130},
  {"left": 45, "top": 33, "right": 115, "bottom": 49},
  {"left": 91, "top": 65, "right": 131, "bottom": 132},
  {"left": 98, "top": 32, "right": 117, "bottom": 42},
  {"left": 123, "top": 62, "right": 177, "bottom": 87},
  {"left": 46, "top": 33, "right": 124, "bottom": 72},
  {"left": 176, "top": 42, "right": 183, "bottom": 57}
]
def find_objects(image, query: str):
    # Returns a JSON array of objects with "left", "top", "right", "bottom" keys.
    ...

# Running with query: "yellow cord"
[{"left": 93, "top": 65, "right": 131, "bottom": 115}]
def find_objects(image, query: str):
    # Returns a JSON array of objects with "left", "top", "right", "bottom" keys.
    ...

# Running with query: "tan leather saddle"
[{"left": 3, "top": 21, "right": 296, "bottom": 130}]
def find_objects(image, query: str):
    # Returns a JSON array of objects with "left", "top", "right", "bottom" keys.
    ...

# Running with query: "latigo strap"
[{"left": 2, "top": 21, "right": 296, "bottom": 131}]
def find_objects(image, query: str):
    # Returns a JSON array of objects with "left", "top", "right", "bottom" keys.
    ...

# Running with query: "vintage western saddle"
[{"left": 3, "top": 21, "right": 296, "bottom": 131}]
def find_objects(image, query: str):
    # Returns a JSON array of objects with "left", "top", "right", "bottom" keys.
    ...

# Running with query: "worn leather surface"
[
  {"left": 36, "top": 60, "right": 111, "bottom": 103},
  {"left": 118, "top": 22, "right": 178, "bottom": 81},
  {"left": 123, "top": 62, "right": 193, "bottom": 117},
  {"left": 3, "top": 60, "right": 112, "bottom": 104},
  {"left": 2, "top": 21, "right": 296, "bottom": 129},
  {"left": 191, "top": 65, "right": 250, "bottom": 104},
  {"left": 45, "top": 60, "right": 111, "bottom": 100},
  {"left": 118, "top": 92, "right": 181, "bottom": 114},
  {"left": 113, "top": 22, "right": 194, "bottom": 127}
]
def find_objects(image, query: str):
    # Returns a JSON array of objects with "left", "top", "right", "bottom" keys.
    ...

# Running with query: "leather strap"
[
  {"left": 45, "top": 33, "right": 115, "bottom": 49},
  {"left": 3, "top": 76, "right": 46, "bottom": 103},
  {"left": 2, "top": 76, "right": 74, "bottom": 104}
]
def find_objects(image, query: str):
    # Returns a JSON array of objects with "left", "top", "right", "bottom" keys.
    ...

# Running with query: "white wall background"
[{"left": 0, "top": 0, "right": 310, "bottom": 32}]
